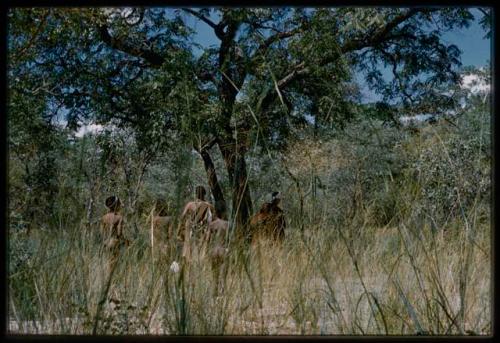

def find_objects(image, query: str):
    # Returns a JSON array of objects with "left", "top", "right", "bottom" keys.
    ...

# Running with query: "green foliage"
[
  {"left": 6, "top": 6, "right": 491, "bottom": 336},
  {"left": 8, "top": 7, "right": 479, "bottom": 149},
  {"left": 409, "top": 108, "right": 490, "bottom": 224}
]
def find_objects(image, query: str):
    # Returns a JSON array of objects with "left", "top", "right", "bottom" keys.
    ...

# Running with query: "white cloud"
[
  {"left": 460, "top": 73, "right": 490, "bottom": 95},
  {"left": 399, "top": 114, "right": 435, "bottom": 126},
  {"left": 74, "top": 123, "right": 104, "bottom": 138}
]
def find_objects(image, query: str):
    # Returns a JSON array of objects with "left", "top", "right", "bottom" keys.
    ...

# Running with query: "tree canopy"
[{"left": 8, "top": 7, "right": 485, "bottom": 229}]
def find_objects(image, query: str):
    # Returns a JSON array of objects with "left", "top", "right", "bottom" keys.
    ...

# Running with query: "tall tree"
[{"left": 8, "top": 7, "right": 476, "bottom": 229}]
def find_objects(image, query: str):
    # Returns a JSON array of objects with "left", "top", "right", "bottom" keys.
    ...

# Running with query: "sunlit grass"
[{"left": 8, "top": 203, "right": 490, "bottom": 335}]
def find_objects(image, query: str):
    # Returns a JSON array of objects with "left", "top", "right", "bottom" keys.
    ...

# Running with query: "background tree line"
[{"left": 8, "top": 7, "right": 490, "bottom": 234}]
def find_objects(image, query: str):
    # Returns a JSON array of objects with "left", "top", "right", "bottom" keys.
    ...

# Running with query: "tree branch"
[
  {"left": 276, "top": 61, "right": 308, "bottom": 88},
  {"left": 12, "top": 11, "right": 49, "bottom": 61},
  {"left": 217, "top": 13, "right": 242, "bottom": 105},
  {"left": 263, "top": 8, "right": 437, "bottom": 105},
  {"left": 200, "top": 137, "right": 218, "bottom": 152},
  {"left": 477, "top": 8, "right": 490, "bottom": 18},
  {"left": 376, "top": 47, "right": 415, "bottom": 103},
  {"left": 251, "top": 27, "right": 302, "bottom": 61},
  {"left": 340, "top": 8, "right": 435, "bottom": 53},
  {"left": 181, "top": 8, "right": 224, "bottom": 39},
  {"left": 98, "top": 24, "right": 166, "bottom": 67}
]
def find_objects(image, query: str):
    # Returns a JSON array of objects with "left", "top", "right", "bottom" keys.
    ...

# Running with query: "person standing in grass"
[
  {"left": 151, "top": 198, "right": 174, "bottom": 243},
  {"left": 150, "top": 198, "right": 174, "bottom": 263},
  {"left": 179, "top": 186, "right": 215, "bottom": 261},
  {"left": 100, "top": 196, "right": 129, "bottom": 270}
]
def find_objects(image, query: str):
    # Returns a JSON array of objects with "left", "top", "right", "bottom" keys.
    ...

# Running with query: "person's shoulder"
[
  {"left": 182, "top": 201, "right": 196, "bottom": 215},
  {"left": 184, "top": 201, "right": 196, "bottom": 209},
  {"left": 201, "top": 201, "right": 214, "bottom": 210}
]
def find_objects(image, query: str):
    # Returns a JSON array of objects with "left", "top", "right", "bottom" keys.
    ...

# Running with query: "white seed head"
[{"left": 170, "top": 261, "right": 180, "bottom": 273}]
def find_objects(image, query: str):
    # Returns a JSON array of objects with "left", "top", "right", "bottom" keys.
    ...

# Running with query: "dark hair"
[
  {"left": 155, "top": 198, "right": 169, "bottom": 216},
  {"left": 214, "top": 200, "right": 227, "bottom": 220},
  {"left": 271, "top": 191, "right": 281, "bottom": 206},
  {"left": 105, "top": 196, "right": 121, "bottom": 211},
  {"left": 195, "top": 186, "right": 206, "bottom": 200}
]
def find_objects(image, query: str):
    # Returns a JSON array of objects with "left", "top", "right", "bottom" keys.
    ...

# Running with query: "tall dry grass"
[{"left": 7, "top": 200, "right": 490, "bottom": 335}]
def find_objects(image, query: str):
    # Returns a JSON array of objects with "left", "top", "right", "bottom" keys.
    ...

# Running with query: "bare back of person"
[
  {"left": 101, "top": 213, "right": 123, "bottom": 247},
  {"left": 250, "top": 192, "right": 286, "bottom": 245},
  {"left": 182, "top": 200, "right": 214, "bottom": 225},
  {"left": 180, "top": 186, "right": 215, "bottom": 260},
  {"left": 153, "top": 215, "right": 173, "bottom": 240},
  {"left": 100, "top": 196, "right": 128, "bottom": 263}
]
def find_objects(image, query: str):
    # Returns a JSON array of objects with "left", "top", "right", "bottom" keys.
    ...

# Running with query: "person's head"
[
  {"left": 195, "top": 186, "right": 207, "bottom": 201},
  {"left": 270, "top": 191, "right": 281, "bottom": 206},
  {"left": 105, "top": 196, "right": 121, "bottom": 212},
  {"left": 155, "top": 198, "right": 169, "bottom": 216},
  {"left": 214, "top": 200, "right": 228, "bottom": 220}
]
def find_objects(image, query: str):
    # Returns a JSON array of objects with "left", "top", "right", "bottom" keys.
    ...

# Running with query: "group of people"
[{"left": 99, "top": 186, "right": 286, "bottom": 275}]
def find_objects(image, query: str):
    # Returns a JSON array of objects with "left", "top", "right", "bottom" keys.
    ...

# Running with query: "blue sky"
[
  {"left": 182, "top": 8, "right": 491, "bottom": 103},
  {"left": 441, "top": 13, "right": 491, "bottom": 67}
]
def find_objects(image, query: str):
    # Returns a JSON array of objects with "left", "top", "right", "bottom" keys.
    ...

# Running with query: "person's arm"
[
  {"left": 207, "top": 204, "right": 215, "bottom": 224},
  {"left": 181, "top": 202, "right": 192, "bottom": 219}
]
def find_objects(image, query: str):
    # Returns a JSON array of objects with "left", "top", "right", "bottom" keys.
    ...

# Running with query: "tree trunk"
[
  {"left": 233, "top": 152, "right": 253, "bottom": 228},
  {"left": 199, "top": 148, "right": 228, "bottom": 220},
  {"left": 218, "top": 138, "right": 253, "bottom": 230}
]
